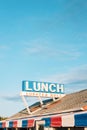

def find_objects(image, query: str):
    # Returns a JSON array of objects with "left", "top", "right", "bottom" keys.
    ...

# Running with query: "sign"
[{"left": 20, "top": 81, "right": 65, "bottom": 98}]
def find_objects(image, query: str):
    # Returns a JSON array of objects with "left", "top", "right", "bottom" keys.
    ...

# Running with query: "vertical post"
[
  {"left": 68, "top": 128, "right": 70, "bottom": 130},
  {"left": 38, "top": 95, "right": 43, "bottom": 106},
  {"left": 36, "top": 123, "right": 39, "bottom": 130},
  {"left": 16, "top": 128, "right": 18, "bottom": 130},
  {"left": 36, "top": 121, "right": 45, "bottom": 130},
  {"left": 4, "top": 128, "right": 8, "bottom": 130},
  {"left": 52, "top": 95, "right": 55, "bottom": 101},
  {"left": 21, "top": 95, "right": 31, "bottom": 114}
]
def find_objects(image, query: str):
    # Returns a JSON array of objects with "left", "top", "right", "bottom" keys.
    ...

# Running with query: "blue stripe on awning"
[
  {"left": 75, "top": 113, "right": 87, "bottom": 127},
  {"left": 0, "top": 122, "right": 2, "bottom": 128},
  {"left": 42, "top": 118, "right": 51, "bottom": 127},
  {"left": 9, "top": 121, "right": 13, "bottom": 128},
  {"left": 22, "top": 120, "right": 28, "bottom": 127}
]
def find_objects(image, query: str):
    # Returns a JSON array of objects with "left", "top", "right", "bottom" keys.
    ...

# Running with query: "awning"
[
  {"left": 27, "top": 119, "right": 34, "bottom": 127},
  {"left": 9, "top": 121, "right": 13, "bottom": 128},
  {"left": 0, "top": 111, "right": 87, "bottom": 128},
  {"left": 42, "top": 118, "right": 51, "bottom": 127},
  {"left": 8, "top": 120, "right": 18, "bottom": 128},
  {"left": 13, "top": 121, "right": 17, "bottom": 128},
  {"left": 75, "top": 113, "right": 87, "bottom": 127},
  {"left": 22, "top": 119, "right": 35, "bottom": 128},
  {"left": 51, "top": 116, "right": 62, "bottom": 127},
  {"left": 2, "top": 122, "right": 6, "bottom": 128},
  {"left": 5, "top": 121, "right": 9, "bottom": 128},
  {"left": 0, "top": 122, "right": 2, "bottom": 128},
  {"left": 22, "top": 120, "right": 28, "bottom": 127},
  {"left": 62, "top": 114, "right": 74, "bottom": 127},
  {"left": 17, "top": 120, "right": 22, "bottom": 127}
]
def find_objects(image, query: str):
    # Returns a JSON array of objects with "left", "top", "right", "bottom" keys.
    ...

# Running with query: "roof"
[{"left": 8, "top": 89, "right": 87, "bottom": 120}]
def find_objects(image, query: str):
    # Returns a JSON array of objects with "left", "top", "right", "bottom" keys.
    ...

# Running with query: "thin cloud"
[
  {"left": 63, "top": 65, "right": 87, "bottom": 84},
  {"left": 42, "top": 64, "right": 87, "bottom": 93},
  {"left": 23, "top": 41, "right": 81, "bottom": 60},
  {"left": 1, "top": 94, "right": 22, "bottom": 102}
]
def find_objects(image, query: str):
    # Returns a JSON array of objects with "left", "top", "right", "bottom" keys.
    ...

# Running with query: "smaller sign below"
[{"left": 20, "top": 81, "right": 65, "bottom": 98}]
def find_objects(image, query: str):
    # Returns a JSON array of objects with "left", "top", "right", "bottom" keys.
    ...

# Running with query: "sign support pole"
[
  {"left": 21, "top": 95, "right": 31, "bottom": 114},
  {"left": 52, "top": 96, "right": 56, "bottom": 101},
  {"left": 38, "top": 95, "right": 43, "bottom": 106}
]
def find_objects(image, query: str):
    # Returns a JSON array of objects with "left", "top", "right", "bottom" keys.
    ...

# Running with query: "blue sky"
[{"left": 0, "top": 0, "right": 87, "bottom": 117}]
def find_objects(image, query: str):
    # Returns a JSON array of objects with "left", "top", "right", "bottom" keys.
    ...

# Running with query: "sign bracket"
[
  {"left": 38, "top": 95, "right": 43, "bottom": 106},
  {"left": 21, "top": 95, "right": 31, "bottom": 114},
  {"left": 52, "top": 95, "right": 56, "bottom": 101}
]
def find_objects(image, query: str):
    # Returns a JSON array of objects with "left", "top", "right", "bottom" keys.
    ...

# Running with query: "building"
[{"left": 0, "top": 89, "right": 87, "bottom": 130}]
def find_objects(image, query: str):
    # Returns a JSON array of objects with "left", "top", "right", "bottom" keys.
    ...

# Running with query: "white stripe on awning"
[
  {"left": 6, "top": 121, "right": 9, "bottom": 128},
  {"left": 62, "top": 113, "right": 74, "bottom": 127},
  {"left": 17, "top": 120, "right": 22, "bottom": 127}
]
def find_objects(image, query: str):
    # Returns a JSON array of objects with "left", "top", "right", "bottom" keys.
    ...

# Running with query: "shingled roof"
[{"left": 8, "top": 89, "right": 87, "bottom": 120}]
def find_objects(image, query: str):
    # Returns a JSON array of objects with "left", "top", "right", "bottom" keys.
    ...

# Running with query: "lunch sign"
[{"left": 20, "top": 81, "right": 65, "bottom": 98}]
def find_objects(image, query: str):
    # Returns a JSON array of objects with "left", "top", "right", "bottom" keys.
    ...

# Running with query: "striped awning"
[
  {"left": 0, "top": 122, "right": 2, "bottom": 128},
  {"left": 22, "top": 119, "right": 34, "bottom": 128},
  {"left": 13, "top": 121, "right": 17, "bottom": 128},
  {"left": 75, "top": 113, "right": 87, "bottom": 127},
  {"left": 0, "top": 119, "right": 34, "bottom": 128},
  {"left": 0, "top": 111, "right": 87, "bottom": 128},
  {"left": 27, "top": 119, "right": 34, "bottom": 127},
  {"left": 9, "top": 121, "right": 13, "bottom": 128},
  {"left": 0, "top": 122, "right": 7, "bottom": 128},
  {"left": 9, "top": 120, "right": 18, "bottom": 128},
  {"left": 42, "top": 118, "right": 51, "bottom": 127},
  {"left": 62, "top": 114, "right": 74, "bottom": 127},
  {"left": 51, "top": 116, "right": 62, "bottom": 127},
  {"left": 2, "top": 122, "right": 6, "bottom": 128},
  {"left": 22, "top": 120, "right": 27, "bottom": 127}
]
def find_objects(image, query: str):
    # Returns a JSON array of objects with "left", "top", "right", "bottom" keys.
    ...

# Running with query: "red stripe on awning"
[
  {"left": 2, "top": 122, "right": 6, "bottom": 128},
  {"left": 51, "top": 116, "right": 62, "bottom": 127},
  {"left": 27, "top": 119, "right": 34, "bottom": 128},
  {"left": 13, "top": 121, "right": 17, "bottom": 128}
]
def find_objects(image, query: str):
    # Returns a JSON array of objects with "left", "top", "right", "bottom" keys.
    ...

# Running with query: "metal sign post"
[
  {"left": 21, "top": 95, "right": 31, "bottom": 114},
  {"left": 38, "top": 94, "right": 43, "bottom": 106}
]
